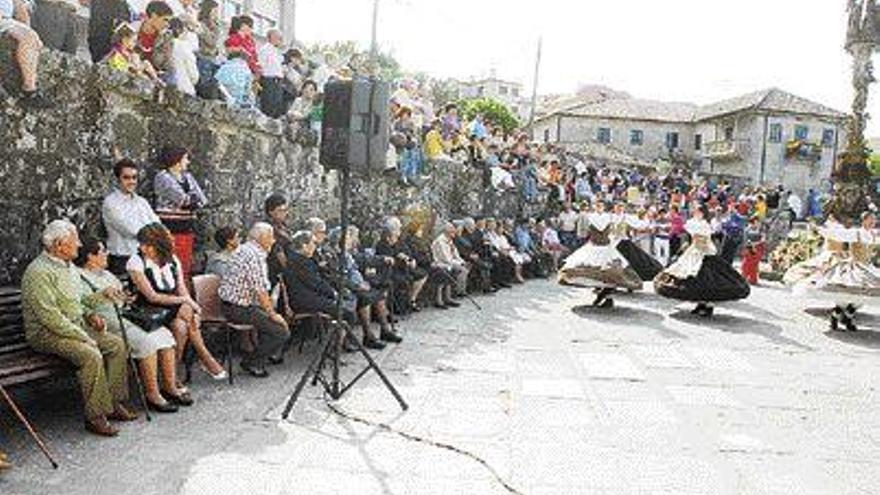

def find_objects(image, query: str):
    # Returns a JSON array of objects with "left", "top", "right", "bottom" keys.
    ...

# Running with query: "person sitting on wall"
[
  {"left": 218, "top": 222, "right": 290, "bottom": 377},
  {"left": 0, "top": 0, "right": 52, "bottom": 108},
  {"left": 102, "top": 159, "right": 160, "bottom": 276},
  {"left": 21, "top": 220, "right": 136, "bottom": 437},
  {"left": 136, "top": 1, "right": 173, "bottom": 66}
]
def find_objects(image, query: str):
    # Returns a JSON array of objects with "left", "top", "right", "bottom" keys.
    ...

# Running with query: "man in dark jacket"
[
  {"left": 283, "top": 231, "right": 355, "bottom": 324},
  {"left": 456, "top": 218, "right": 494, "bottom": 293}
]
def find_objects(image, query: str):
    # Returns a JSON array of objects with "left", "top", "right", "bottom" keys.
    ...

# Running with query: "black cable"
[{"left": 324, "top": 398, "right": 525, "bottom": 495}]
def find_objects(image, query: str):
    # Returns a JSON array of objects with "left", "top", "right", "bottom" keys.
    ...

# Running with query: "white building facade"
[{"left": 530, "top": 88, "right": 847, "bottom": 196}]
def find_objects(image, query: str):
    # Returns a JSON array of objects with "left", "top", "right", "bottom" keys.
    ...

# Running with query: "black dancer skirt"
[
  {"left": 617, "top": 239, "right": 663, "bottom": 281},
  {"left": 654, "top": 255, "right": 750, "bottom": 302}
]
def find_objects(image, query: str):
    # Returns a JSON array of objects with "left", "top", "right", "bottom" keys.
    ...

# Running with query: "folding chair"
[{"left": 191, "top": 274, "right": 254, "bottom": 385}]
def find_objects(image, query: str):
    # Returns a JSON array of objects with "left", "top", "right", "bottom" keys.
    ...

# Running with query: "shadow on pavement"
[
  {"left": 669, "top": 309, "right": 814, "bottom": 351},
  {"left": 571, "top": 304, "right": 687, "bottom": 340}
]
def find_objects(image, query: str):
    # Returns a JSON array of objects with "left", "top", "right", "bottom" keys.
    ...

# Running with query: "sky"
[{"left": 294, "top": 0, "right": 877, "bottom": 135}]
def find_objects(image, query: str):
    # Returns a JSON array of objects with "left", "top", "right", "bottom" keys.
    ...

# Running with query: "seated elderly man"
[
  {"left": 0, "top": 0, "right": 51, "bottom": 108},
  {"left": 21, "top": 220, "right": 135, "bottom": 437},
  {"left": 219, "top": 222, "right": 290, "bottom": 377},
  {"left": 431, "top": 221, "right": 468, "bottom": 304},
  {"left": 455, "top": 217, "right": 494, "bottom": 293},
  {"left": 282, "top": 230, "right": 356, "bottom": 324}
]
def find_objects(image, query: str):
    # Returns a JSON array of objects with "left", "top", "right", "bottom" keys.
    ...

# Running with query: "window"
[
  {"left": 724, "top": 126, "right": 734, "bottom": 141},
  {"left": 768, "top": 123, "right": 783, "bottom": 143},
  {"left": 477, "top": 86, "right": 484, "bottom": 96},
  {"left": 597, "top": 128, "right": 612, "bottom": 144},
  {"left": 822, "top": 128, "right": 835, "bottom": 147},
  {"left": 513, "top": 88, "right": 520, "bottom": 97},
  {"left": 630, "top": 129, "right": 644, "bottom": 146},
  {"left": 499, "top": 86, "right": 508, "bottom": 96},
  {"left": 665, "top": 132, "right": 680, "bottom": 149},
  {"left": 794, "top": 125, "right": 809, "bottom": 141},
  {"left": 543, "top": 129, "right": 550, "bottom": 143},
  {"left": 695, "top": 134, "right": 702, "bottom": 151}
]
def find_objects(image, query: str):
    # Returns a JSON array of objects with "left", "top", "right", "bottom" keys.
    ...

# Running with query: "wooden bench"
[{"left": 0, "top": 286, "right": 65, "bottom": 468}]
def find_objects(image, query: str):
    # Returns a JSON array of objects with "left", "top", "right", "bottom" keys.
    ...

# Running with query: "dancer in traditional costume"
[
  {"left": 611, "top": 204, "right": 663, "bottom": 282},
  {"left": 786, "top": 212, "right": 880, "bottom": 331},
  {"left": 558, "top": 202, "right": 642, "bottom": 308},
  {"left": 653, "top": 203, "right": 751, "bottom": 316}
]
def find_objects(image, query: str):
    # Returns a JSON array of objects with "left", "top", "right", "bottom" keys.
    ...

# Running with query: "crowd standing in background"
[{"left": 0, "top": 0, "right": 854, "bottom": 470}]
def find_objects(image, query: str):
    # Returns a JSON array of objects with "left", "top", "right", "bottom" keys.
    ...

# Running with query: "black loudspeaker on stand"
[
  {"left": 319, "top": 78, "right": 390, "bottom": 172},
  {"left": 283, "top": 78, "right": 407, "bottom": 419}
]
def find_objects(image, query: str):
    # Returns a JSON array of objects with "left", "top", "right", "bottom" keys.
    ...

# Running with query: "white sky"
[{"left": 295, "top": 0, "right": 878, "bottom": 135}]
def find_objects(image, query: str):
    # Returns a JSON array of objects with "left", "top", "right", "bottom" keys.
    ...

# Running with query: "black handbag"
[{"left": 123, "top": 304, "right": 174, "bottom": 332}]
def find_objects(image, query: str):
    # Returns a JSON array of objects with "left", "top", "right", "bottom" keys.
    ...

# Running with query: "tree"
[{"left": 457, "top": 97, "right": 521, "bottom": 134}]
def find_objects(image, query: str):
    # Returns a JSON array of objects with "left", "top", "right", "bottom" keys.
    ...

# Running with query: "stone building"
[
  {"left": 458, "top": 73, "right": 531, "bottom": 122},
  {"left": 530, "top": 88, "right": 847, "bottom": 196}
]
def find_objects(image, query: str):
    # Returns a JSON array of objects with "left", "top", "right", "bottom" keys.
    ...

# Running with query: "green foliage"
[
  {"left": 457, "top": 98, "right": 521, "bottom": 134},
  {"left": 869, "top": 153, "right": 880, "bottom": 176}
]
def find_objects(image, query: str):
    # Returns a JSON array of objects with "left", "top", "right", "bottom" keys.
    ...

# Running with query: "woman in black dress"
[{"left": 653, "top": 203, "right": 750, "bottom": 316}]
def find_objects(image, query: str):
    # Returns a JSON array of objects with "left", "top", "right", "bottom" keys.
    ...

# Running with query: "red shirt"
[
  {"left": 137, "top": 29, "right": 159, "bottom": 63},
  {"left": 225, "top": 32, "right": 261, "bottom": 76}
]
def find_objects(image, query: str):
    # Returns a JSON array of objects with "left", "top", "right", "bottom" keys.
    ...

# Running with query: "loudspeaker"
[{"left": 319, "top": 79, "right": 389, "bottom": 172}]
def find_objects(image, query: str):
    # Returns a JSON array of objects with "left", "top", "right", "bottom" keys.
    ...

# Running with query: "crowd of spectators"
[{"left": 7, "top": 146, "right": 571, "bottom": 455}]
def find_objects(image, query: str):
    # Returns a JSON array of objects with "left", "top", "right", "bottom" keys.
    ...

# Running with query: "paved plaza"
[{"left": 1, "top": 279, "right": 880, "bottom": 494}]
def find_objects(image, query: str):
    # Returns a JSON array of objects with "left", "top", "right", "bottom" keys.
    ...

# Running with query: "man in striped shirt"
[{"left": 218, "top": 223, "right": 289, "bottom": 377}]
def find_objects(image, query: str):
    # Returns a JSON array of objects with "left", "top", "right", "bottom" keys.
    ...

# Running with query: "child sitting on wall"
[{"left": 105, "top": 23, "right": 162, "bottom": 84}]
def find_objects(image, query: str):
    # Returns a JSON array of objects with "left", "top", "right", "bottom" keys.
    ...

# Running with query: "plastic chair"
[{"left": 192, "top": 274, "right": 254, "bottom": 385}]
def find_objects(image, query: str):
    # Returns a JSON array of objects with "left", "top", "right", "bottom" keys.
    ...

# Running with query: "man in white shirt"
[
  {"left": 101, "top": 159, "right": 160, "bottom": 274},
  {"left": 558, "top": 203, "right": 579, "bottom": 250},
  {"left": 257, "top": 29, "right": 287, "bottom": 118},
  {"left": 786, "top": 190, "right": 802, "bottom": 226}
]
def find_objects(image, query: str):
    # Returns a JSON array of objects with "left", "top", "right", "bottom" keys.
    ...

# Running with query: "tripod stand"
[{"left": 282, "top": 84, "right": 408, "bottom": 416}]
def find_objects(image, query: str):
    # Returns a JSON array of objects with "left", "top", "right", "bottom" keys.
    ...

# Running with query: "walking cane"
[
  {"left": 437, "top": 266, "right": 482, "bottom": 311},
  {"left": 112, "top": 302, "right": 152, "bottom": 422},
  {"left": 80, "top": 275, "right": 151, "bottom": 421}
]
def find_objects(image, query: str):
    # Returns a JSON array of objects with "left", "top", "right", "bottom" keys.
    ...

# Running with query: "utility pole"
[
  {"left": 280, "top": 0, "right": 296, "bottom": 45},
  {"left": 370, "top": 0, "right": 380, "bottom": 64},
  {"left": 527, "top": 36, "right": 543, "bottom": 136}
]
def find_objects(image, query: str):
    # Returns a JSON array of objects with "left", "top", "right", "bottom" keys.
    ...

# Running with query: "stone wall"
[{"left": 0, "top": 48, "right": 501, "bottom": 285}]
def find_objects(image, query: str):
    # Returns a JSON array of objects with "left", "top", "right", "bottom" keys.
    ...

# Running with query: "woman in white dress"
[
  {"left": 653, "top": 203, "right": 751, "bottom": 316},
  {"left": 787, "top": 212, "right": 880, "bottom": 331},
  {"left": 559, "top": 201, "right": 642, "bottom": 308}
]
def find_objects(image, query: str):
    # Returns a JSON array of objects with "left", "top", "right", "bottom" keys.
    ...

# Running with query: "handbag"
[
  {"left": 123, "top": 304, "right": 174, "bottom": 332},
  {"left": 79, "top": 272, "right": 173, "bottom": 332}
]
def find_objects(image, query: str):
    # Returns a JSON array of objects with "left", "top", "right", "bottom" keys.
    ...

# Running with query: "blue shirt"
[
  {"left": 514, "top": 226, "right": 533, "bottom": 252},
  {"left": 215, "top": 59, "right": 255, "bottom": 108},
  {"left": 0, "top": 0, "right": 14, "bottom": 17}
]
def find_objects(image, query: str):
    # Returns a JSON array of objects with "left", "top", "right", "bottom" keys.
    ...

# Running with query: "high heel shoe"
[{"left": 200, "top": 363, "right": 228, "bottom": 381}]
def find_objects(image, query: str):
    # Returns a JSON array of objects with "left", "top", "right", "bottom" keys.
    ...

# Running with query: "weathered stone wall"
[{"left": 0, "top": 48, "right": 502, "bottom": 285}]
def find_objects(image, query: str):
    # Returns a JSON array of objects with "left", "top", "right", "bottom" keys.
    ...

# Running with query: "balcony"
[
  {"left": 705, "top": 139, "right": 750, "bottom": 162},
  {"left": 785, "top": 140, "right": 823, "bottom": 163}
]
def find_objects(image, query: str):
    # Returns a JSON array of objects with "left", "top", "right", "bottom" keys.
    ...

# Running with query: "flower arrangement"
[
  {"left": 785, "top": 140, "right": 823, "bottom": 161},
  {"left": 769, "top": 228, "right": 822, "bottom": 273}
]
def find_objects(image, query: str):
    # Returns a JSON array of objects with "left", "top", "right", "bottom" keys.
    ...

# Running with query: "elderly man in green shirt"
[{"left": 21, "top": 220, "right": 137, "bottom": 437}]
